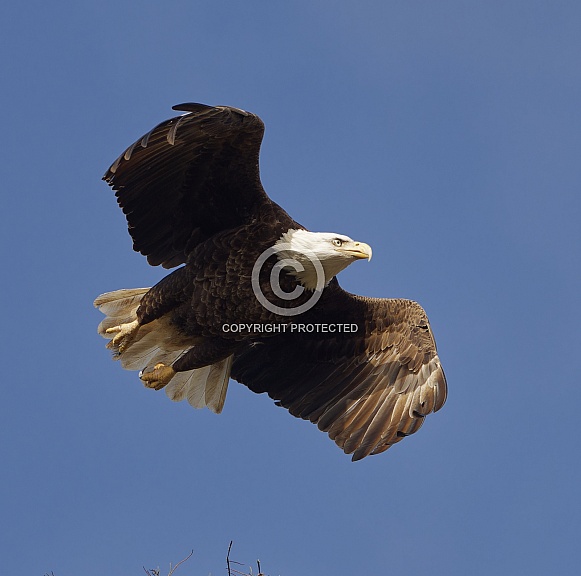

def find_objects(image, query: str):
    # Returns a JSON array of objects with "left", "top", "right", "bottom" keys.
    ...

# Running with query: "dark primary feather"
[
  {"left": 103, "top": 104, "right": 272, "bottom": 268},
  {"left": 231, "top": 283, "right": 447, "bottom": 461}
]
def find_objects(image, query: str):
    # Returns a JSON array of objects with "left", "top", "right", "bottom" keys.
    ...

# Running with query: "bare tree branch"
[
  {"left": 168, "top": 550, "right": 194, "bottom": 576},
  {"left": 143, "top": 550, "right": 193, "bottom": 576}
]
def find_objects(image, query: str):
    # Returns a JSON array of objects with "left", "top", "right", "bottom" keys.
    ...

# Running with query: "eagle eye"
[{"left": 332, "top": 238, "right": 343, "bottom": 247}]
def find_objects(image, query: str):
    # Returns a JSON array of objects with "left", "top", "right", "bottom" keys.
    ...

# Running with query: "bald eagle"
[{"left": 95, "top": 103, "right": 447, "bottom": 461}]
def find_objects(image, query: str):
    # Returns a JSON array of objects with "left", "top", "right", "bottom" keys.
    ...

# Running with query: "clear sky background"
[{"left": 1, "top": 1, "right": 580, "bottom": 574}]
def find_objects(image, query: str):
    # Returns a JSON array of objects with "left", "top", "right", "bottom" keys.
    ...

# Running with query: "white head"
[{"left": 274, "top": 229, "right": 372, "bottom": 290}]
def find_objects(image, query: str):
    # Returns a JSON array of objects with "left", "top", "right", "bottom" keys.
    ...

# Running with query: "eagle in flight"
[{"left": 95, "top": 103, "right": 447, "bottom": 461}]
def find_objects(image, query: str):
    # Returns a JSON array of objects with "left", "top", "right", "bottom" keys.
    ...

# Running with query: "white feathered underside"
[{"left": 94, "top": 288, "right": 232, "bottom": 413}]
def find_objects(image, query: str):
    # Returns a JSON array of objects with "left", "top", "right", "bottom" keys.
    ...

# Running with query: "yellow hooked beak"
[{"left": 338, "top": 241, "right": 373, "bottom": 261}]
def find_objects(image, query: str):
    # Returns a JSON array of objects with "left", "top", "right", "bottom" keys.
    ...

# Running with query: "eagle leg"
[
  {"left": 105, "top": 319, "right": 139, "bottom": 354},
  {"left": 172, "top": 338, "right": 237, "bottom": 372},
  {"left": 140, "top": 363, "right": 176, "bottom": 390},
  {"left": 139, "top": 338, "right": 236, "bottom": 392}
]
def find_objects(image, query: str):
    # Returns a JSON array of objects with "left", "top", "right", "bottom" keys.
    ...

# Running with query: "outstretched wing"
[
  {"left": 103, "top": 103, "right": 271, "bottom": 268},
  {"left": 231, "top": 283, "right": 447, "bottom": 461}
]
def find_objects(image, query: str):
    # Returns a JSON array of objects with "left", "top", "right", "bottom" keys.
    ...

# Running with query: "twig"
[
  {"left": 168, "top": 550, "right": 194, "bottom": 576},
  {"left": 227, "top": 540, "right": 233, "bottom": 576},
  {"left": 143, "top": 550, "right": 193, "bottom": 576}
]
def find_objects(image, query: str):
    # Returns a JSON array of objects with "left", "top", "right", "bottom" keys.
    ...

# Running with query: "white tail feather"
[
  {"left": 204, "top": 355, "right": 233, "bottom": 413},
  {"left": 94, "top": 288, "right": 232, "bottom": 413},
  {"left": 94, "top": 288, "right": 151, "bottom": 328}
]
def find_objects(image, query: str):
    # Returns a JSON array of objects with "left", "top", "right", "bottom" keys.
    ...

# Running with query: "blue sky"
[{"left": 1, "top": 1, "right": 580, "bottom": 574}]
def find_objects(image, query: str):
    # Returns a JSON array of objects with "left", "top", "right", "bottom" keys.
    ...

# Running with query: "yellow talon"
[
  {"left": 105, "top": 319, "right": 139, "bottom": 354},
  {"left": 140, "top": 363, "right": 176, "bottom": 390}
]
